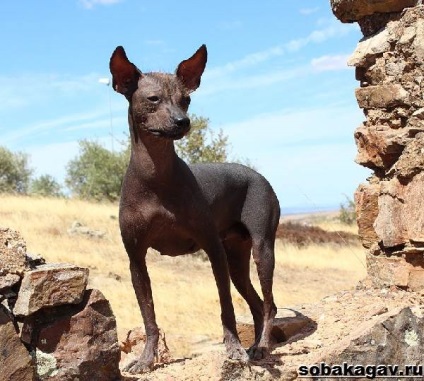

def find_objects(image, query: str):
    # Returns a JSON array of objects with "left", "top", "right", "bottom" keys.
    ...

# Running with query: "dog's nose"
[{"left": 175, "top": 116, "right": 190, "bottom": 129}]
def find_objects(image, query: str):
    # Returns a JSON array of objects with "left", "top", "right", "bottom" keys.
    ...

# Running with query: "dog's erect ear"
[
  {"left": 176, "top": 44, "right": 207, "bottom": 93},
  {"left": 109, "top": 46, "right": 141, "bottom": 97}
]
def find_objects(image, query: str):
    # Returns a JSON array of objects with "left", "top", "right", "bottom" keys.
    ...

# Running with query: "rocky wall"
[{"left": 331, "top": 1, "right": 424, "bottom": 291}]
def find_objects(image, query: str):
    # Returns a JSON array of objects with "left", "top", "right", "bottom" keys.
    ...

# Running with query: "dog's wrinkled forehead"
[{"left": 139, "top": 72, "right": 185, "bottom": 97}]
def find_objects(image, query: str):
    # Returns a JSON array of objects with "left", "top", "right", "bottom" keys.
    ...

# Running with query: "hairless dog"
[{"left": 110, "top": 45, "right": 280, "bottom": 374}]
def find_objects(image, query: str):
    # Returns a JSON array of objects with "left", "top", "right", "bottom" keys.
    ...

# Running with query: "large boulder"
[
  {"left": 0, "top": 306, "right": 35, "bottom": 381},
  {"left": 24, "top": 289, "right": 120, "bottom": 381}
]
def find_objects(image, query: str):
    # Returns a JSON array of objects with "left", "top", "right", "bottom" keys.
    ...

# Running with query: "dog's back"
[{"left": 190, "top": 162, "right": 280, "bottom": 240}]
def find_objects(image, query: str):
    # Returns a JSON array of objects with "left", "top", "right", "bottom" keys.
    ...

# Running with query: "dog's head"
[{"left": 110, "top": 45, "right": 207, "bottom": 140}]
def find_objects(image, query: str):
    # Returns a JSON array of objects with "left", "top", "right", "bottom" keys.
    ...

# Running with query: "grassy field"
[{"left": 0, "top": 195, "right": 366, "bottom": 357}]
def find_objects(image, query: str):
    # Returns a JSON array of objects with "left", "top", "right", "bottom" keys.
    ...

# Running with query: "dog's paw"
[
  {"left": 225, "top": 341, "right": 249, "bottom": 362},
  {"left": 247, "top": 345, "right": 268, "bottom": 361},
  {"left": 123, "top": 358, "right": 153, "bottom": 374}
]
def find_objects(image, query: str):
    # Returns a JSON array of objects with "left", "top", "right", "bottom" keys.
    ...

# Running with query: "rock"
[
  {"left": 317, "top": 307, "right": 424, "bottom": 369},
  {"left": 354, "top": 124, "right": 409, "bottom": 169},
  {"left": 374, "top": 174, "right": 424, "bottom": 248},
  {"left": 358, "top": 12, "right": 401, "bottom": 37},
  {"left": 366, "top": 252, "right": 412, "bottom": 288},
  {"left": 0, "top": 305, "right": 35, "bottom": 381},
  {"left": 13, "top": 263, "right": 89, "bottom": 317},
  {"left": 0, "top": 227, "right": 28, "bottom": 277},
  {"left": 236, "top": 308, "right": 315, "bottom": 348},
  {"left": 389, "top": 132, "right": 424, "bottom": 180},
  {"left": 25, "top": 252, "right": 46, "bottom": 269},
  {"left": 330, "top": 0, "right": 417, "bottom": 23},
  {"left": 355, "top": 84, "right": 409, "bottom": 109},
  {"left": 67, "top": 221, "right": 106, "bottom": 239},
  {"left": 120, "top": 327, "right": 171, "bottom": 372},
  {"left": 354, "top": 182, "right": 379, "bottom": 248},
  {"left": 341, "top": 4, "right": 424, "bottom": 272},
  {"left": 348, "top": 27, "right": 390, "bottom": 67},
  {"left": 26, "top": 289, "right": 120, "bottom": 381},
  {"left": 0, "top": 273, "right": 21, "bottom": 292}
]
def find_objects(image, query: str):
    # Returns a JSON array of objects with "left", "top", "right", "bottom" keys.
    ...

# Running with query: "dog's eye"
[{"left": 147, "top": 96, "right": 160, "bottom": 103}]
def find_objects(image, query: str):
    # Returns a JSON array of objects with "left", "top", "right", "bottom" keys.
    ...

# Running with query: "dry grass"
[{"left": 0, "top": 195, "right": 366, "bottom": 357}]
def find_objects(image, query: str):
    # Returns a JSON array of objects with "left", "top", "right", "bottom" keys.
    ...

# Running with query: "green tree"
[
  {"left": 175, "top": 115, "right": 229, "bottom": 164},
  {"left": 65, "top": 140, "right": 128, "bottom": 201},
  {"left": 0, "top": 146, "right": 32, "bottom": 194},
  {"left": 338, "top": 195, "right": 356, "bottom": 225},
  {"left": 30, "top": 174, "right": 63, "bottom": 198}
]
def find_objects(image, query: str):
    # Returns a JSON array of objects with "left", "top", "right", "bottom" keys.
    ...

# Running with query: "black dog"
[{"left": 110, "top": 45, "right": 280, "bottom": 373}]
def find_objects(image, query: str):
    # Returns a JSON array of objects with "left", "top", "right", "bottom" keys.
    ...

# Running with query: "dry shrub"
[{"left": 276, "top": 222, "right": 359, "bottom": 248}]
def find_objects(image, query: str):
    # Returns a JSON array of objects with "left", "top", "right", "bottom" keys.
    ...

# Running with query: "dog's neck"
[{"left": 128, "top": 110, "right": 178, "bottom": 182}]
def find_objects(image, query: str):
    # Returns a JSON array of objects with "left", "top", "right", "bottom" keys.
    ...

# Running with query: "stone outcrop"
[
  {"left": 0, "top": 227, "right": 120, "bottom": 381},
  {"left": 332, "top": 1, "right": 424, "bottom": 291}
]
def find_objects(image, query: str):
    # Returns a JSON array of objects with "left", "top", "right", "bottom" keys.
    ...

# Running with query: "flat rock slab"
[
  {"left": 0, "top": 305, "right": 35, "bottom": 381},
  {"left": 13, "top": 263, "right": 89, "bottom": 317},
  {"left": 237, "top": 308, "right": 315, "bottom": 348}
]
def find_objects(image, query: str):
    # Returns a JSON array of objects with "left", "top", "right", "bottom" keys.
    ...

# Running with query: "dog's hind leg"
[
  {"left": 249, "top": 236, "right": 277, "bottom": 360},
  {"left": 223, "top": 232, "right": 264, "bottom": 343},
  {"left": 199, "top": 232, "right": 249, "bottom": 362}
]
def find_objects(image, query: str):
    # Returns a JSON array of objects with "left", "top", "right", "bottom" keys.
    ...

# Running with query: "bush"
[
  {"left": 0, "top": 146, "right": 32, "bottom": 194},
  {"left": 65, "top": 140, "right": 128, "bottom": 201},
  {"left": 338, "top": 196, "right": 356, "bottom": 225},
  {"left": 175, "top": 115, "right": 229, "bottom": 164},
  {"left": 30, "top": 175, "right": 63, "bottom": 198}
]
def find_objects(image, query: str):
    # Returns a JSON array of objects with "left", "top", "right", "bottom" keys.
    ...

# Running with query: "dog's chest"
[
  {"left": 120, "top": 199, "right": 200, "bottom": 256},
  {"left": 149, "top": 206, "right": 200, "bottom": 256}
]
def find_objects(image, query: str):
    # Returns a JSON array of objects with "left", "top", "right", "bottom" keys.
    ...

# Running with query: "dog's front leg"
[
  {"left": 203, "top": 237, "right": 249, "bottom": 362},
  {"left": 124, "top": 255, "right": 159, "bottom": 373}
]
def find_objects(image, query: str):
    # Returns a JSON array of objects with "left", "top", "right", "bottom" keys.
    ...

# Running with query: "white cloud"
[
  {"left": 218, "top": 20, "right": 243, "bottom": 31},
  {"left": 222, "top": 104, "right": 362, "bottom": 150},
  {"left": 79, "top": 0, "right": 123, "bottom": 9},
  {"left": 206, "top": 46, "right": 285, "bottom": 78},
  {"left": 2, "top": 110, "right": 107, "bottom": 145},
  {"left": 0, "top": 73, "right": 102, "bottom": 113},
  {"left": 204, "top": 19, "right": 356, "bottom": 88},
  {"left": 311, "top": 54, "right": 350, "bottom": 72},
  {"left": 200, "top": 65, "right": 308, "bottom": 96},
  {"left": 299, "top": 7, "right": 320, "bottom": 16},
  {"left": 286, "top": 20, "right": 355, "bottom": 52}
]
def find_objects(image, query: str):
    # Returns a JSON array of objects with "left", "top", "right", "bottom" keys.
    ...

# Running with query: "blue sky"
[{"left": 0, "top": 0, "right": 370, "bottom": 212}]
